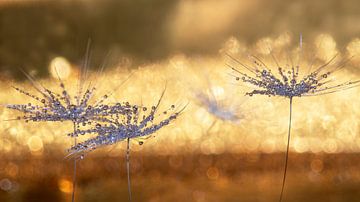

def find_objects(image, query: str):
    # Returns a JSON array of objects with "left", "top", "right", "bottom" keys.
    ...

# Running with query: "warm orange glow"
[
  {"left": 58, "top": 178, "right": 72, "bottom": 194},
  {"left": 27, "top": 136, "right": 43, "bottom": 152},
  {"left": 5, "top": 163, "right": 18, "bottom": 177},
  {"left": 310, "top": 159, "right": 324, "bottom": 173},
  {"left": 206, "top": 167, "right": 219, "bottom": 180}
]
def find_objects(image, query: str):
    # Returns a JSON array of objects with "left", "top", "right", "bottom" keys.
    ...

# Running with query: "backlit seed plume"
[
  {"left": 66, "top": 87, "right": 186, "bottom": 202},
  {"left": 4, "top": 42, "right": 132, "bottom": 202},
  {"left": 181, "top": 60, "right": 243, "bottom": 124},
  {"left": 67, "top": 92, "right": 187, "bottom": 156},
  {"left": 5, "top": 69, "right": 131, "bottom": 126},
  {"left": 6, "top": 83, "right": 126, "bottom": 125},
  {"left": 228, "top": 35, "right": 360, "bottom": 202},
  {"left": 195, "top": 71, "right": 242, "bottom": 123},
  {"left": 194, "top": 90, "right": 242, "bottom": 123},
  {"left": 5, "top": 40, "right": 131, "bottom": 126},
  {"left": 5, "top": 77, "right": 130, "bottom": 202},
  {"left": 228, "top": 52, "right": 360, "bottom": 98}
]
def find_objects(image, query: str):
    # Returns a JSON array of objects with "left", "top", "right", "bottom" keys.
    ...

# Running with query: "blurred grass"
[
  {"left": 0, "top": 0, "right": 177, "bottom": 79},
  {"left": 1, "top": 153, "right": 360, "bottom": 202}
]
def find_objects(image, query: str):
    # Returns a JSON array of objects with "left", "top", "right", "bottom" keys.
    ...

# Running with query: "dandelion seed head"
[
  {"left": 6, "top": 82, "right": 129, "bottom": 125},
  {"left": 229, "top": 39, "right": 360, "bottom": 98},
  {"left": 67, "top": 95, "right": 186, "bottom": 156}
]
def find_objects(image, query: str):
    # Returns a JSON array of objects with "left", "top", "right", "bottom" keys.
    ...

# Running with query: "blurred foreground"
[{"left": 1, "top": 153, "right": 359, "bottom": 202}]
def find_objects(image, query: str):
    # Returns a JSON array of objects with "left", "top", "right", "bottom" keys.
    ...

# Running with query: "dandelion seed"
[
  {"left": 183, "top": 62, "right": 244, "bottom": 130},
  {"left": 4, "top": 41, "right": 132, "bottom": 202},
  {"left": 194, "top": 89, "right": 242, "bottom": 123},
  {"left": 67, "top": 87, "right": 187, "bottom": 202},
  {"left": 6, "top": 78, "right": 130, "bottom": 202},
  {"left": 229, "top": 35, "right": 360, "bottom": 202}
]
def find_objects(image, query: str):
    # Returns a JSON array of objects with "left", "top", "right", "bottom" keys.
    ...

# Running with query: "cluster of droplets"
[
  {"left": 231, "top": 54, "right": 360, "bottom": 98},
  {"left": 67, "top": 99, "right": 184, "bottom": 156},
  {"left": 5, "top": 70, "right": 185, "bottom": 159},
  {"left": 228, "top": 50, "right": 360, "bottom": 202},
  {"left": 6, "top": 82, "right": 131, "bottom": 127}
]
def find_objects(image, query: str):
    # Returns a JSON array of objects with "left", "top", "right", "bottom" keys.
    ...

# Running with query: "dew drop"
[{"left": 139, "top": 141, "right": 144, "bottom": 145}]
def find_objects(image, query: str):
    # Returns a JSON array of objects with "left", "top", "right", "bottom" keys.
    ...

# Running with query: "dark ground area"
[{"left": 1, "top": 153, "right": 359, "bottom": 202}]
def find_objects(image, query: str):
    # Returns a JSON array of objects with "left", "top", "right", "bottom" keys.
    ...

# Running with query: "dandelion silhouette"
[
  {"left": 228, "top": 36, "right": 360, "bottom": 202},
  {"left": 67, "top": 87, "right": 186, "bottom": 202},
  {"left": 4, "top": 45, "right": 132, "bottom": 202}
]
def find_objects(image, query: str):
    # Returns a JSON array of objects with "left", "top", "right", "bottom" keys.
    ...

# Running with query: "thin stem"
[
  {"left": 279, "top": 97, "right": 293, "bottom": 202},
  {"left": 126, "top": 137, "right": 132, "bottom": 202},
  {"left": 206, "top": 119, "right": 217, "bottom": 135},
  {"left": 71, "top": 122, "right": 77, "bottom": 202}
]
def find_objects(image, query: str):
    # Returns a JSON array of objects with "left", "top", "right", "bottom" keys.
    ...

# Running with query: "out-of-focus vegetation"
[
  {"left": 1, "top": 0, "right": 360, "bottom": 79},
  {"left": 0, "top": 0, "right": 177, "bottom": 79}
]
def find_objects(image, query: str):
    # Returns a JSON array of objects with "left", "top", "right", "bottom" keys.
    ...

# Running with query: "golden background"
[{"left": 1, "top": 0, "right": 360, "bottom": 201}]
